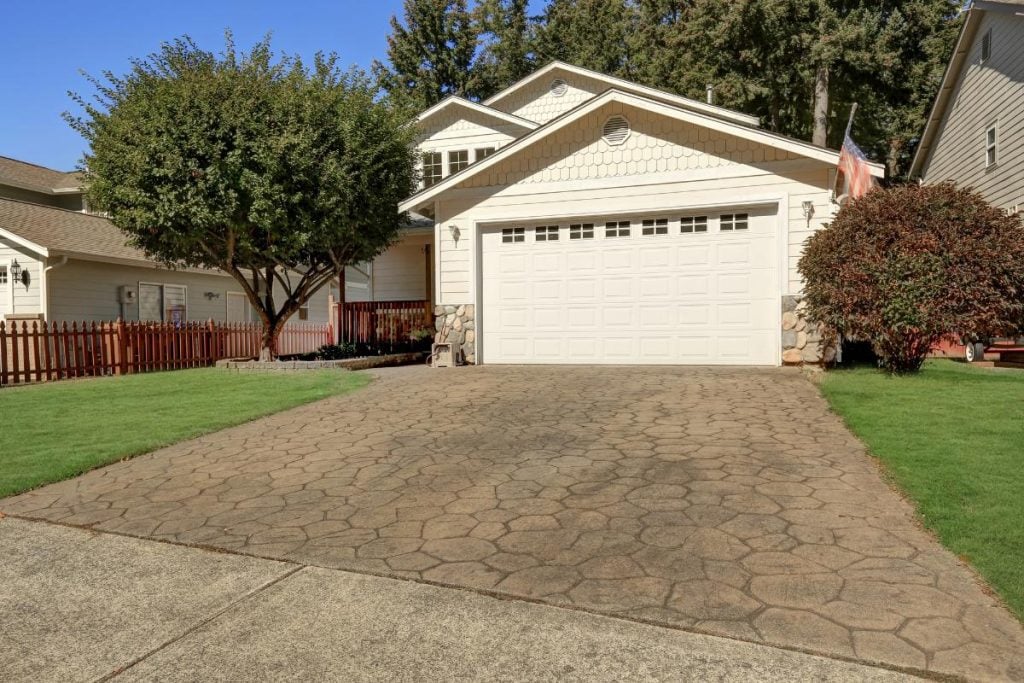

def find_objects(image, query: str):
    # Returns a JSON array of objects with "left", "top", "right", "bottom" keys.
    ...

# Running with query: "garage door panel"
[{"left": 481, "top": 208, "right": 778, "bottom": 365}]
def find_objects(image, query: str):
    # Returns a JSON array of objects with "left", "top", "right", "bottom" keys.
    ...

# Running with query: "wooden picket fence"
[
  {"left": 0, "top": 319, "right": 333, "bottom": 387},
  {"left": 338, "top": 300, "right": 432, "bottom": 351}
]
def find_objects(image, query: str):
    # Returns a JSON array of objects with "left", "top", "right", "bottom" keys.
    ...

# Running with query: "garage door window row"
[{"left": 502, "top": 212, "right": 749, "bottom": 245}]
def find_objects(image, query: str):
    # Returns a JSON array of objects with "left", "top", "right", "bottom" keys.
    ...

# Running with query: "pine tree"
[
  {"left": 534, "top": 0, "right": 632, "bottom": 77},
  {"left": 471, "top": 0, "right": 535, "bottom": 99},
  {"left": 373, "top": 0, "right": 478, "bottom": 111}
]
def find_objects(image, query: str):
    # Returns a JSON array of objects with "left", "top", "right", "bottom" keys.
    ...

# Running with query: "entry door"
[
  {"left": 226, "top": 292, "right": 248, "bottom": 322},
  {"left": 480, "top": 208, "right": 779, "bottom": 365}
]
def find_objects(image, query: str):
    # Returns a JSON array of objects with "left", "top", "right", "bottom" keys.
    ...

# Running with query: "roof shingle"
[{"left": 0, "top": 156, "right": 82, "bottom": 193}]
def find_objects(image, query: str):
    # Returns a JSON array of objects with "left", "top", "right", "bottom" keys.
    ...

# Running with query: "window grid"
[
  {"left": 982, "top": 29, "right": 992, "bottom": 63},
  {"left": 535, "top": 225, "right": 559, "bottom": 241},
  {"left": 422, "top": 152, "right": 442, "bottom": 188},
  {"left": 0, "top": 265, "right": 7, "bottom": 285},
  {"left": 475, "top": 147, "right": 496, "bottom": 161},
  {"left": 642, "top": 218, "right": 668, "bottom": 236},
  {"left": 986, "top": 126, "right": 997, "bottom": 167},
  {"left": 720, "top": 213, "right": 749, "bottom": 231},
  {"left": 448, "top": 149, "right": 469, "bottom": 175},
  {"left": 680, "top": 216, "right": 709, "bottom": 234},
  {"left": 605, "top": 220, "right": 630, "bottom": 238},
  {"left": 502, "top": 227, "right": 525, "bottom": 243},
  {"left": 569, "top": 223, "right": 594, "bottom": 240}
]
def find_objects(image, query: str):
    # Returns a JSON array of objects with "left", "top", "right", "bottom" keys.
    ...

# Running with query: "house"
[
  {"left": 0, "top": 155, "right": 336, "bottom": 326},
  {"left": 910, "top": 0, "right": 1024, "bottom": 212},
  {"left": 387, "top": 61, "right": 884, "bottom": 365}
]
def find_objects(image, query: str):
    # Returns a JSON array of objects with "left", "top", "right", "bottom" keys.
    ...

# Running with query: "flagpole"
[{"left": 834, "top": 103, "right": 859, "bottom": 199}]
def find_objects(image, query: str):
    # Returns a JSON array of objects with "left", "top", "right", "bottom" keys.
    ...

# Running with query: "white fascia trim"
[
  {"left": 909, "top": 8, "right": 981, "bottom": 178},
  {"left": 0, "top": 227, "right": 49, "bottom": 257},
  {"left": 400, "top": 89, "right": 883, "bottom": 213},
  {"left": 416, "top": 96, "right": 539, "bottom": 131},
  {"left": 483, "top": 61, "right": 761, "bottom": 128}
]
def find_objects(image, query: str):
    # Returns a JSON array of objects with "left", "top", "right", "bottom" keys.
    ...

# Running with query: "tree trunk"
[
  {"left": 259, "top": 319, "right": 284, "bottom": 362},
  {"left": 812, "top": 65, "right": 829, "bottom": 147}
]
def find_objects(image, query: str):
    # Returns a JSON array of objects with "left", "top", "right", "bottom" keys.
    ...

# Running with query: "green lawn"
[
  {"left": 0, "top": 368, "right": 369, "bottom": 498},
  {"left": 820, "top": 359, "right": 1024, "bottom": 619}
]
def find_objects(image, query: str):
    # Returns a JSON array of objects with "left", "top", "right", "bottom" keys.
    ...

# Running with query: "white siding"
[
  {"left": 47, "top": 259, "right": 332, "bottom": 324},
  {"left": 434, "top": 101, "right": 834, "bottom": 302},
  {"left": 921, "top": 11, "right": 1024, "bottom": 211},
  {"left": 370, "top": 232, "right": 430, "bottom": 301},
  {"left": 490, "top": 69, "right": 607, "bottom": 124},
  {"left": 416, "top": 109, "right": 523, "bottom": 190},
  {"left": 0, "top": 238, "right": 42, "bottom": 317}
]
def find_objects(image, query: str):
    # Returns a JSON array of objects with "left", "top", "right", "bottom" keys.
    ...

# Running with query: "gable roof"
[
  {"left": 483, "top": 61, "right": 761, "bottom": 129},
  {"left": 400, "top": 88, "right": 884, "bottom": 213},
  {"left": 0, "top": 156, "right": 82, "bottom": 194},
  {"left": 0, "top": 198, "right": 156, "bottom": 266},
  {"left": 910, "top": 0, "right": 1024, "bottom": 177},
  {"left": 416, "top": 96, "right": 539, "bottom": 132}
]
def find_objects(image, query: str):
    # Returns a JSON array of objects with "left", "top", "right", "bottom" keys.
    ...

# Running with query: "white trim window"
[
  {"left": 569, "top": 223, "right": 594, "bottom": 240},
  {"left": 0, "top": 264, "right": 7, "bottom": 285},
  {"left": 502, "top": 227, "right": 525, "bottom": 243},
  {"left": 720, "top": 213, "right": 749, "bottom": 231},
  {"left": 535, "top": 225, "right": 559, "bottom": 241},
  {"left": 475, "top": 147, "right": 496, "bottom": 162},
  {"left": 680, "top": 216, "right": 709, "bottom": 234},
  {"left": 139, "top": 282, "right": 187, "bottom": 323},
  {"left": 422, "top": 152, "right": 443, "bottom": 188},
  {"left": 986, "top": 125, "right": 997, "bottom": 168},
  {"left": 448, "top": 149, "right": 470, "bottom": 175},
  {"left": 642, "top": 218, "right": 668, "bottom": 236},
  {"left": 605, "top": 220, "right": 630, "bottom": 238}
]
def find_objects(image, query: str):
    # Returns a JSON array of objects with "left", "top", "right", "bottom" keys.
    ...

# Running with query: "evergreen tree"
[
  {"left": 534, "top": 0, "right": 632, "bottom": 77},
  {"left": 373, "top": 0, "right": 478, "bottom": 111},
  {"left": 471, "top": 0, "right": 535, "bottom": 99}
]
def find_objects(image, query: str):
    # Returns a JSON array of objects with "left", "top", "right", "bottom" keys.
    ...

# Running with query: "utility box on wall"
[{"left": 118, "top": 285, "right": 137, "bottom": 305}]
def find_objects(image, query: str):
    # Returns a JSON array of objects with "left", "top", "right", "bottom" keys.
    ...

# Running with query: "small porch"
[{"left": 335, "top": 226, "right": 434, "bottom": 351}]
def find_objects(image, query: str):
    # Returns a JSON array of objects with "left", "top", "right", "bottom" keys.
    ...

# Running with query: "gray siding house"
[{"left": 911, "top": 0, "right": 1024, "bottom": 211}]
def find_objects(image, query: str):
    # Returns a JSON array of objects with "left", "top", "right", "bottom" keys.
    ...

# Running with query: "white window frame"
[
  {"left": 720, "top": 213, "right": 749, "bottom": 231},
  {"left": 569, "top": 223, "right": 594, "bottom": 240},
  {"left": 502, "top": 227, "right": 525, "bottom": 243},
  {"left": 641, "top": 218, "right": 668, "bottom": 236},
  {"left": 475, "top": 147, "right": 496, "bottom": 162},
  {"left": 138, "top": 281, "right": 187, "bottom": 322},
  {"left": 986, "top": 124, "right": 997, "bottom": 168},
  {"left": 535, "top": 225, "right": 559, "bottom": 242},
  {"left": 680, "top": 216, "right": 709, "bottom": 234},
  {"left": 605, "top": 220, "right": 631, "bottom": 238},
  {"left": 422, "top": 152, "right": 443, "bottom": 188},
  {"left": 0, "top": 264, "right": 7, "bottom": 286},
  {"left": 448, "top": 149, "right": 470, "bottom": 175}
]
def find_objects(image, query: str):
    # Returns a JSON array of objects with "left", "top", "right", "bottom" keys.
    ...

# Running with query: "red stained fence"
[
  {"left": 0, "top": 319, "right": 333, "bottom": 387},
  {"left": 338, "top": 300, "right": 432, "bottom": 350}
]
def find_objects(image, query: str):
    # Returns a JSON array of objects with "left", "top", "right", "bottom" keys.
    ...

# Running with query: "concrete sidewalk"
[{"left": 0, "top": 516, "right": 917, "bottom": 682}]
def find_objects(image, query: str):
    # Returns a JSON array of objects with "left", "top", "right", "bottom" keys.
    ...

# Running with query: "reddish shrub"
[{"left": 799, "top": 183, "right": 1024, "bottom": 373}]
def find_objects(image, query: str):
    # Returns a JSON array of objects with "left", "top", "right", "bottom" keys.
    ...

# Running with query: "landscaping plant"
[
  {"left": 69, "top": 35, "right": 417, "bottom": 360},
  {"left": 799, "top": 183, "right": 1024, "bottom": 372}
]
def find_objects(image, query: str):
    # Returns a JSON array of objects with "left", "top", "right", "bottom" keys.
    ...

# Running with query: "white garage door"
[{"left": 480, "top": 207, "right": 779, "bottom": 365}]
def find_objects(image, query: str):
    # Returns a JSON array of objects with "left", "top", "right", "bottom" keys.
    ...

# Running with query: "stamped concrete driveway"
[{"left": 4, "top": 365, "right": 1023, "bottom": 680}]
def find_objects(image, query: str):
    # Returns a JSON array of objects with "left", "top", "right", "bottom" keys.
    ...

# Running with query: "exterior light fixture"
[
  {"left": 449, "top": 224, "right": 461, "bottom": 246},
  {"left": 9, "top": 259, "right": 22, "bottom": 284},
  {"left": 801, "top": 200, "right": 815, "bottom": 223}
]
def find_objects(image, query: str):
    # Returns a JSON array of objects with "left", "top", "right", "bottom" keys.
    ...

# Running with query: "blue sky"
[{"left": 3, "top": 0, "right": 543, "bottom": 171}]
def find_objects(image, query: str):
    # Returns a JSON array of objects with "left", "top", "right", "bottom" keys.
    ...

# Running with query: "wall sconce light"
[
  {"left": 448, "top": 224, "right": 461, "bottom": 246},
  {"left": 801, "top": 200, "right": 815, "bottom": 224},
  {"left": 9, "top": 259, "right": 27, "bottom": 286},
  {"left": 203, "top": 291, "right": 221, "bottom": 300}
]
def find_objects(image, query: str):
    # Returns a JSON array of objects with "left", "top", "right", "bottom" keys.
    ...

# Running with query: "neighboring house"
[
  {"left": 910, "top": 0, "right": 1024, "bottom": 212},
  {"left": 386, "top": 61, "right": 884, "bottom": 365},
  {"left": 0, "top": 155, "right": 338, "bottom": 325}
]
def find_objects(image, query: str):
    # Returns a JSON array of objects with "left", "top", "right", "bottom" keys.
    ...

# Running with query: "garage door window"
[
  {"left": 680, "top": 216, "right": 708, "bottom": 233},
  {"left": 642, "top": 218, "right": 668, "bottom": 236},
  {"left": 502, "top": 227, "right": 525, "bottom": 243},
  {"left": 605, "top": 220, "right": 630, "bottom": 238},
  {"left": 569, "top": 223, "right": 594, "bottom": 240},
  {"left": 535, "top": 225, "right": 559, "bottom": 241},
  {"left": 720, "top": 213, "right": 749, "bottom": 231}
]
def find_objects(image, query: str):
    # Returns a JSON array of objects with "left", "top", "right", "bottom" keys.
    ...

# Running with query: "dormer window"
[
  {"left": 422, "top": 152, "right": 442, "bottom": 188},
  {"left": 448, "top": 150, "right": 469, "bottom": 175}
]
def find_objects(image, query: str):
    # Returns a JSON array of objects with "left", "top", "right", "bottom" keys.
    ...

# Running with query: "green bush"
[{"left": 799, "top": 183, "right": 1024, "bottom": 372}]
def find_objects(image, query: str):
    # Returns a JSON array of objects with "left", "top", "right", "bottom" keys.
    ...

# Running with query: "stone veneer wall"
[
  {"left": 781, "top": 295, "right": 835, "bottom": 365},
  {"left": 434, "top": 304, "right": 476, "bottom": 364}
]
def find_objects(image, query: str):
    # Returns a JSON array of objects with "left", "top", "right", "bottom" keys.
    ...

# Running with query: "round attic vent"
[
  {"left": 602, "top": 115, "right": 630, "bottom": 146},
  {"left": 550, "top": 78, "right": 568, "bottom": 97}
]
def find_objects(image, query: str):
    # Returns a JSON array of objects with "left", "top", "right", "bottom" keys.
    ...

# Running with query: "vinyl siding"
[
  {"left": 416, "top": 109, "right": 523, "bottom": 190},
  {"left": 433, "top": 103, "right": 835, "bottom": 303},
  {"left": 0, "top": 238, "right": 43, "bottom": 316},
  {"left": 370, "top": 232, "right": 430, "bottom": 301},
  {"left": 47, "top": 259, "right": 332, "bottom": 324},
  {"left": 921, "top": 10, "right": 1024, "bottom": 211}
]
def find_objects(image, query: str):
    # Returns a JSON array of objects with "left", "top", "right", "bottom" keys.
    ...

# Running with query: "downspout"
[{"left": 41, "top": 255, "right": 69, "bottom": 322}]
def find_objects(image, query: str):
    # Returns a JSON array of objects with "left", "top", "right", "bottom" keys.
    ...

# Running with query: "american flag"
[{"left": 837, "top": 133, "right": 876, "bottom": 200}]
